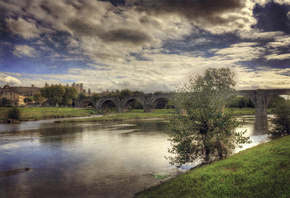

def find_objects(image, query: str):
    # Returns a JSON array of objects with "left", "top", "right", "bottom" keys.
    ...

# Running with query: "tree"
[
  {"left": 268, "top": 96, "right": 286, "bottom": 108},
  {"left": 63, "top": 87, "right": 78, "bottom": 106},
  {"left": 1, "top": 97, "right": 12, "bottom": 106},
  {"left": 77, "top": 93, "right": 86, "bottom": 100},
  {"left": 7, "top": 106, "right": 21, "bottom": 120},
  {"left": 33, "top": 92, "right": 45, "bottom": 104},
  {"left": 24, "top": 97, "right": 32, "bottom": 104},
  {"left": 167, "top": 68, "right": 251, "bottom": 167},
  {"left": 92, "top": 93, "right": 102, "bottom": 103},
  {"left": 269, "top": 99, "right": 290, "bottom": 138},
  {"left": 40, "top": 85, "right": 65, "bottom": 106}
]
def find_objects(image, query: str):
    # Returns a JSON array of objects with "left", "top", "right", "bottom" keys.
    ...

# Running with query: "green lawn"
[
  {"left": 54, "top": 108, "right": 273, "bottom": 123},
  {"left": 55, "top": 109, "right": 175, "bottom": 123},
  {"left": 135, "top": 135, "right": 290, "bottom": 198},
  {"left": 0, "top": 107, "right": 98, "bottom": 121},
  {"left": 0, "top": 107, "right": 273, "bottom": 122}
]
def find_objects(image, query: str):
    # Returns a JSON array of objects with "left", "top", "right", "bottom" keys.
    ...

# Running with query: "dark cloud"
[
  {"left": 67, "top": 19, "right": 151, "bottom": 45},
  {"left": 128, "top": 0, "right": 247, "bottom": 25},
  {"left": 101, "top": 28, "right": 152, "bottom": 45},
  {"left": 253, "top": 2, "right": 290, "bottom": 34},
  {"left": 66, "top": 19, "right": 103, "bottom": 37}
]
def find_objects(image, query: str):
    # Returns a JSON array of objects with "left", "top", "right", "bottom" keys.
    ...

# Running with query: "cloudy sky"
[{"left": 0, "top": 0, "right": 289, "bottom": 93}]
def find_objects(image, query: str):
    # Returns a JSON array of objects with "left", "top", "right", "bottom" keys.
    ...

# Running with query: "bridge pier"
[{"left": 239, "top": 90, "right": 274, "bottom": 119}]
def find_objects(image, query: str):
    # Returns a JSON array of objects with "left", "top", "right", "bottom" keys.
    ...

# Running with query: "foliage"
[
  {"left": 135, "top": 135, "right": 290, "bottom": 198},
  {"left": 130, "top": 100, "right": 143, "bottom": 109},
  {"left": 269, "top": 99, "right": 290, "bottom": 138},
  {"left": 1, "top": 97, "right": 12, "bottom": 106},
  {"left": 7, "top": 106, "right": 21, "bottom": 120},
  {"left": 40, "top": 85, "right": 78, "bottom": 106},
  {"left": 132, "top": 90, "right": 144, "bottom": 95},
  {"left": 120, "top": 89, "right": 132, "bottom": 96},
  {"left": 63, "top": 87, "right": 78, "bottom": 106},
  {"left": 226, "top": 96, "right": 255, "bottom": 108},
  {"left": 24, "top": 97, "right": 32, "bottom": 104},
  {"left": 155, "top": 98, "right": 169, "bottom": 109},
  {"left": 40, "top": 85, "right": 65, "bottom": 106},
  {"left": 77, "top": 93, "right": 86, "bottom": 100},
  {"left": 92, "top": 93, "right": 102, "bottom": 102},
  {"left": 167, "top": 68, "right": 251, "bottom": 166},
  {"left": 268, "top": 96, "right": 286, "bottom": 108},
  {"left": 33, "top": 92, "right": 45, "bottom": 104}
]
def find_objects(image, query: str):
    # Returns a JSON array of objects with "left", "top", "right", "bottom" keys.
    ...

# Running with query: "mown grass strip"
[
  {"left": 0, "top": 107, "right": 98, "bottom": 121},
  {"left": 0, "top": 107, "right": 272, "bottom": 122},
  {"left": 54, "top": 109, "right": 174, "bottom": 123},
  {"left": 135, "top": 135, "right": 290, "bottom": 198}
]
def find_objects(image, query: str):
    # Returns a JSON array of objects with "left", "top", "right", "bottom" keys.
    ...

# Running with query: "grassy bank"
[
  {"left": 0, "top": 107, "right": 273, "bottom": 122},
  {"left": 55, "top": 109, "right": 174, "bottom": 123},
  {"left": 55, "top": 108, "right": 273, "bottom": 123},
  {"left": 135, "top": 135, "right": 290, "bottom": 198},
  {"left": 0, "top": 107, "right": 98, "bottom": 121}
]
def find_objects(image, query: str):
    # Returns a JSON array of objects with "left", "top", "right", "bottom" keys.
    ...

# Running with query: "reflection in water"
[
  {"left": 0, "top": 117, "right": 271, "bottom": 198},
  {"left": 254, "top": 117, "right": 269, "bottom": 134}
]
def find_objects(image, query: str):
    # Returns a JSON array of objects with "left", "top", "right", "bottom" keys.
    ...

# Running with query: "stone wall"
[{"left": 8, "top": 86, "right": 40, "bottom": 96}]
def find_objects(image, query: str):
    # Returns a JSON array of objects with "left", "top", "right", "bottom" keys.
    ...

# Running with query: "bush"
[
  {"left": 7, "top": 107, "right": 21, "bottom": 120},
  {"left": 270, "top": 100, "right": 290, "bottom": 138}
]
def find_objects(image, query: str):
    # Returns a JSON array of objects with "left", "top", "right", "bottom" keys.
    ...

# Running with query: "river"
[{"left": 0, "top": 115, "right": 271, "bottom": 198}]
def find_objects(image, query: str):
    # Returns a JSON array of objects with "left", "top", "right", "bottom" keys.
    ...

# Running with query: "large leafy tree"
[
  {"left": 167, "top": 68, "right": 251, "bottom": 167},
  {"left": 33, "top": 92, "right": 45, "bottom": 104},
  {"left": 270, "top": 99, "right": 290, "bottom": 138},
  {"left": 40, "top": 85, "right": 65, "bottom": 106},
  {"left": 63, "top": 87, "right": 78, "bottom": 106}
]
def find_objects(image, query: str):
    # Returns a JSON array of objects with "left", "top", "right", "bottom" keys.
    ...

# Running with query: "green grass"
[
  {"left": 54, "top": 108, "right": 273, "bottom": 123},
  {"left": 55, "top": 109, "right": 175, "bottom": 123},
  {"left": 226, "top": 107, "right": 274, "bottom": 115},
  {"left": 0, "top": 107, "right": 98, "bottom": 121},
  {"left": 0, "top": 107, "right": 273, "bottom": 122},
  {"left": 135, "top": 135, "right": 290, "bottom": 198}
]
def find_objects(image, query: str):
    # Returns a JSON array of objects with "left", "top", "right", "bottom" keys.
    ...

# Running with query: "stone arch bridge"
[{"left": 75, "top": 89, "right": 290, "bottom": 119}]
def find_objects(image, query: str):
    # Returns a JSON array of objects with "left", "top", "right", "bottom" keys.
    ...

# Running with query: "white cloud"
[
  {"left": 265, "top": 53, "right": 290, "bottom": 60},
  {"left": 214, "top": 42, "right": 265, "bottom": 61},
  {"left": 254, "top": 0, "right": 290, "bottom": 6},
  {"left": 13, "top": 45, "right": 38, "bottom": 58},
  {"left": 238, "top": 30, "right": 284, "bottom": 40},
  {"left": 267, "top": 36, "right": 290, "bottom": 48},
  {"left": 0, "top": 73, "right": 21, "bottom": 85},
  {"left": 6, "top": 18, "right": 41, "bottom": 39},
  {"left": 235, "top": 67, "right": 290, "bottom": 89}
]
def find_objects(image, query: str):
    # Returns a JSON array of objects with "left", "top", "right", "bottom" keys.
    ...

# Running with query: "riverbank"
[
  {"left": 134, "top": 135, "right": 290, "bottom": 198},
  {"left": 0, "top": 107, "right": 98, "bottom": 121},
  {"left": 54, "top": 108, "right": 272, "bottom": 123},
  {"left": 0, "top": 107, "right": 273, "bottom": 123}
]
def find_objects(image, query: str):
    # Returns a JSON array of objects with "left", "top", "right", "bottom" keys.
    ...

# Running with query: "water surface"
[{"left": 0, "top": 116, "right": 271, "bottom": 198}]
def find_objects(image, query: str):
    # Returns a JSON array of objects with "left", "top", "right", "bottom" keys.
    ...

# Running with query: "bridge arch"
[
  {"left": 122, "top": 97, "right": 144, "bottom": 112},
  {"left": 78, "top": 98, "right": 95, "bottom": 108},
  {"left": 237, "top": 89, "right": 290, "bottom": 118},
  {"left": 152, "top": 97, "right": 175, "bottom": 109},
  {"left": 98, "top": 99, "right": 119, "bottom": 112}
]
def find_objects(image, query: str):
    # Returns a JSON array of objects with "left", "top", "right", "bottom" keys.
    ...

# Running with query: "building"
[
  {"left": 0, "top": 87, "right": 26, "bottom": 106},
  {"left": 1, "top": 84, "right": 40, "bottom": 96}
]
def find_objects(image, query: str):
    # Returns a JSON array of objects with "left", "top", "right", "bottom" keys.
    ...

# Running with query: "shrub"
[
  {"left": 270, "top": 100, "right": 290, "bottom": 138},
  {"left": 7, "top": 107, "right": 21, "bottom": 120}
]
